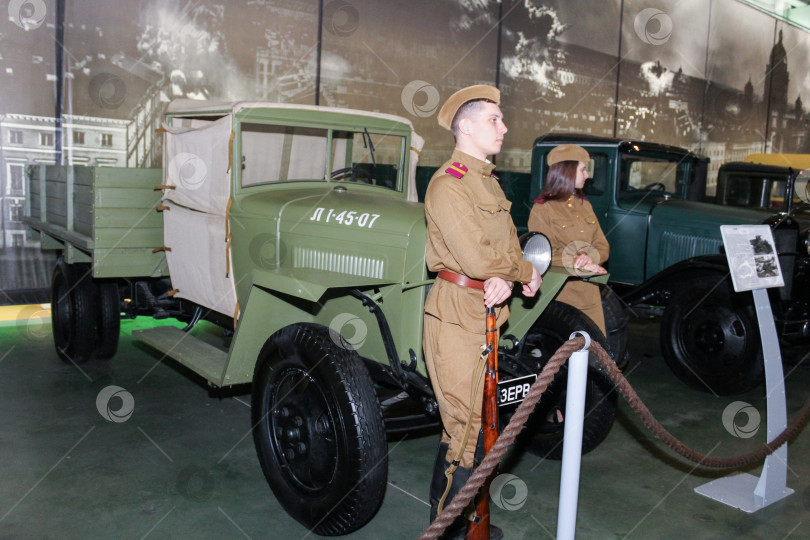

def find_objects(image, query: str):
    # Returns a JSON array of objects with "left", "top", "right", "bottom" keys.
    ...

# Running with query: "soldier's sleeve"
[
  {"left": 587, "top": 202, "right": 610, "bottom": 262},
  {"left": 527, "top": 203, "right": 564, "bottom": 267},
  {"left": 427, "top": 176, "right": 533, "bottom": 282},
  {"left": 505, "top": 217, "right": 534, "bottom": 283}
]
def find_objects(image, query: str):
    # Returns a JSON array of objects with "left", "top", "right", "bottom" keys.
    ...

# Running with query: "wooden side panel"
[
  {"left": 91, "top": 167, "right": 167, "bottom": 278},
  {"left": 27, "top": 166, "right": 41, "bottom": 221},
  {"left": 25, "top": 165, "right": 168, "bottom": 279}
]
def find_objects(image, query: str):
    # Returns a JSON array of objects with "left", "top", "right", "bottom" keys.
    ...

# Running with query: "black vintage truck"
[{"left": 715, "top": 155, "right": 810, "bottom": 227}]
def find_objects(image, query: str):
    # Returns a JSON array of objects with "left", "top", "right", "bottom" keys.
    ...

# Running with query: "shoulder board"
[
  {"left": 445, "top": 162, "right": 467, "bottom": 179},
  {"left": 533, "top": 194, "right": 550, "bottom": 205},
  {"left": 490, "top": 173, "right": 499, "bottom": 181}
]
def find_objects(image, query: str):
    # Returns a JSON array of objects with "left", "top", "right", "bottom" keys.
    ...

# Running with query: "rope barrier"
[{"left": 418, "top": 336, "right": 810, "bottom": 540}]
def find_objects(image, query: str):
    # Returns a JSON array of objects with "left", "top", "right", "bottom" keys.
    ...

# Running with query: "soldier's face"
[
  {"left": 575, "top": 161, "right": 589, "bottom": 189},
  {"left": 467, "top": 102, "right": 508, "bottom": 157}
]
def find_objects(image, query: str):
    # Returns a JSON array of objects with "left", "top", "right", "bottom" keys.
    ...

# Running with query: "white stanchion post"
[{"left": 556, "top": 331, "right": 591, "bottom": 540}]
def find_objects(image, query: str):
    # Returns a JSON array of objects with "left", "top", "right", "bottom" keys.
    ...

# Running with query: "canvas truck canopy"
[{"left": 158, "top": 100, "right": 425, "bottom": 319}]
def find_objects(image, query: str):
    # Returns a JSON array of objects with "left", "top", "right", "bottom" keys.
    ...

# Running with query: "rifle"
[{"left": 468, "top": 305, "right": 498, "bottom": 539}]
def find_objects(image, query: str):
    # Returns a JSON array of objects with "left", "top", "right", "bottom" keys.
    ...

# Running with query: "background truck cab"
[
  {"left": 531, "top": 134, "right": 810, "bottom": 395},
  {"left": 716, "top": 154, "right": 810, "bottom": 227}
]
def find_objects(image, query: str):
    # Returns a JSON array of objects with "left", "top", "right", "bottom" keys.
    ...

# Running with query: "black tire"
[
  {"left": 94, "top": 280, "right": 121, "bottom": 360},
  {"left": 500, "top": 301, "right": 617, "bottom": 459},
  {"left": 50, "top": 258, "right": 97, "bottom": 364},
  {"left": 602, "top": 287, "right": 630, "bottom": 370},
  {"left": 251, "top": 324, "right": 387, "bottom": 536},
  {"left": 660, "top": 279, "right": 763, "bottom": 395}
]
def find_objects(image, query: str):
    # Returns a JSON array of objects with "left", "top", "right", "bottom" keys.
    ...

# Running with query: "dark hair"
[
  {"left": 538, "top": 160, "right": 579, "bottom": 201},
  {"left": 450, "top": 98, "right": 496, "bottom": 139}
]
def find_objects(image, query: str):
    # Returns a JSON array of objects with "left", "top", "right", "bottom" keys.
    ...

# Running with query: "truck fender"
[{"left": 222, "top": 284, "right": 316, "bottom": 385}]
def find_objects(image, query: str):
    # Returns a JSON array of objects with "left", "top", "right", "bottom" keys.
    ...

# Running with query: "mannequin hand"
[
  {"left": 483, "top": 277, "right": 513, "bottom": 307},
  {"left": 574, "top": 254, "right": 607, "bottom": 275}
]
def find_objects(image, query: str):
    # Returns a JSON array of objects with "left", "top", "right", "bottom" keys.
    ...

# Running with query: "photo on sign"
[
  {"left": 749, "top": 235, "right": 774, "bottom": 255},
  {"left": 755, "top": 256, "right": 779, "bottom": 278}
]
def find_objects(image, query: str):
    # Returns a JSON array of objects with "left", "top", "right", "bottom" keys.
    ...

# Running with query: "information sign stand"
[{"left": 694, "top": 225, "right": 794, "bottom": 512}]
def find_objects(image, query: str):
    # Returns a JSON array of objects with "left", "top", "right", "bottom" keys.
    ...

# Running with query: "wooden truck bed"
[{"left": 24, "top": 165, "right": 169, "bottom": 278}]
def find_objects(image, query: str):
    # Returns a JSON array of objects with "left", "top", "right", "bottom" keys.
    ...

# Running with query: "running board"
[{"left": 132, "top": 326, "right": 227, "bottom": 385}]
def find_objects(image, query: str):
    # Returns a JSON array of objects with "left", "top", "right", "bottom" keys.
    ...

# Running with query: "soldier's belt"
[{"left": 437, "top": 270, "right": 485, "bottom": 291}]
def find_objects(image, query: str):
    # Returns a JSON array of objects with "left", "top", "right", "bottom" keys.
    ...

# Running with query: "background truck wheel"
[
  {"left": 660, "top": 279, "right": 763, "bottom": 395},
  {"left": 94, "top": 280, "right": 121, "bottom": 359},
  {"left": 602, "top": 286, "right": 630, "bottom": 369},
  {"left": 50, "top": 258, "right": 97, "bottom": 364},
  {"left": 501, "top": 301, "right": 617, "bottom": 460},
  {"left": 251, "top": 324, "right": 387, "bottom": 536}
]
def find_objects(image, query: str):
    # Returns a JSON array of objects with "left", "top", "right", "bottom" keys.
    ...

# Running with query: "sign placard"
[
  {"left": 720, "top": 225, "right": 784, "bottom": 292},
  {"left": 498, "top": 373, "right": 536, "bottom": 407}
]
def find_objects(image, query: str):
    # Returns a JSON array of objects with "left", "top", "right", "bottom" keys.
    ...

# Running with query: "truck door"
[{"left": 582, "top": 149, "right": 644, "bottom": 285}]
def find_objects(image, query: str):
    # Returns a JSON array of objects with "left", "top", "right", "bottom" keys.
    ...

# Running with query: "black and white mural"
[
  {"left": 1, "top": 0, "right": 809, "bottom": 300},
  {"left": 703, "top": 0, "right": 774, "bottom": 180}
]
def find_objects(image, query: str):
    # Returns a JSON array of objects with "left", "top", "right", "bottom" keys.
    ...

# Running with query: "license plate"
[{"left": 498, "top": 374, "right": 537, "bottom": 407}]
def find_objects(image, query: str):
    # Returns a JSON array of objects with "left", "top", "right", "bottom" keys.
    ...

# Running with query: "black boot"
[{"left": 428, "top": 442, "right": 474, "bottom": 540}]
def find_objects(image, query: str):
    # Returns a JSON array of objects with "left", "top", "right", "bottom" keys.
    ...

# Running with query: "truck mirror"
[{"left": 520, "top": 232, "right": 552, "bottom": 275}]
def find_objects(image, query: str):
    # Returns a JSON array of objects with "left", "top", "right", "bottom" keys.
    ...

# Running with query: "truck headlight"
[{"left": 520, "top": 232, "right": 552, "bottom": 275}]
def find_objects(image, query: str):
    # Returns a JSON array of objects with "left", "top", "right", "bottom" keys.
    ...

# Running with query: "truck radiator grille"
[
  {"left": 660, "top": 232, "right": 723, "bottom": 266},
  {"left": 294, "top": 247, "right": 384, "bottom": 279}
]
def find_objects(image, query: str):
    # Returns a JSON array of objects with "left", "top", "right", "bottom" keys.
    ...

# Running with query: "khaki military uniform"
[
  {"left": 424, "top": 149, "right": 534, "bottom": 468},
  {"left": 528, "top": 195, "right": 609, "bottom": 333}
]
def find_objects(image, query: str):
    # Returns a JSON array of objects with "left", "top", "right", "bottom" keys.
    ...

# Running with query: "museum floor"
[{"left": 1, "top": 313, "right": 809, "bottom": 539}]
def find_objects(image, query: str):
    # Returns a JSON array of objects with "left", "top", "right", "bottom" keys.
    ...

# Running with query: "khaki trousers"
[{"left": 424, "top": 313, "right": 488, "bottom": 468}]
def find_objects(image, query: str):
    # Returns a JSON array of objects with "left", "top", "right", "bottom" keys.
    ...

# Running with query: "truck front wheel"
[
  {"left": 51, "top": 257, "right": 97, "bottom": 364},
  {"left": 661, "top": 280, "right": 762, "bottom": 394},
  {"left": 251, "top": 324, "right": 387, "bottom": 536}
]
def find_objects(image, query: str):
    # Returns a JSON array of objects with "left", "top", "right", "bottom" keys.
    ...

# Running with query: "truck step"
[{"left": 132, "top": 326, "right": 227, "bottom": 385}]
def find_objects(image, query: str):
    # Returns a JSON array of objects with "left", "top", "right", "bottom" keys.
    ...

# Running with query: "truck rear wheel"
[
  {"left": 51, "top": 258, "right": 97, "bottom": 364},
  {"left": 661, "top": 280, "right": 762, "bottom": 394},
  {"left": 501, "top": 301, "right": 617, "bottom": 459},
  {"left": 94, "top": 280, "right": 121, "bottom": 360},
  {"left": 251, "top": 323, "right": 387, "bottom": 536}
]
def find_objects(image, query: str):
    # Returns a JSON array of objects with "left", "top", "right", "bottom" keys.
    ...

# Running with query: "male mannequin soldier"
[{"left": 424, "top": 85, "right": 542, "bottom": 538}]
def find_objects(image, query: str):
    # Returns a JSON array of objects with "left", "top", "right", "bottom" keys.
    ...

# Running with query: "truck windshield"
[
  {"left": 241, "top": 124, "right": 329, "bottom": 186},
  {"left": 719, "top": 173, "right": 772, "bottom": 208},
  {"left": 240, "top": 123, "right": 404, "bottom": 192},
  {"left": 329, "top": 130, "right": 404, "bottom": 191},
  {"left": 618, "top": 153, "right": 690, "bottom": 209},
  {"left": 717, "top": 172, "right": 802, "bottom": 210}
]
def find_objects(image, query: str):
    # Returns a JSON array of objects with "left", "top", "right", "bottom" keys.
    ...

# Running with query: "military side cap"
[
  {"left": 547, "top": 144, "right": 590, "bottom": 166},
  {"left": 437, "top": 84, "right": 500, "bottom": 130}
]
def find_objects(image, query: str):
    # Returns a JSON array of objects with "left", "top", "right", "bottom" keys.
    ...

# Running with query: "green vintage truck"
[
  {"left": 531, "top": 134, "right": 810, "bottom": 395},
  {"left": 25, "top": 102, "right": 622, "bottom": 535}
]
